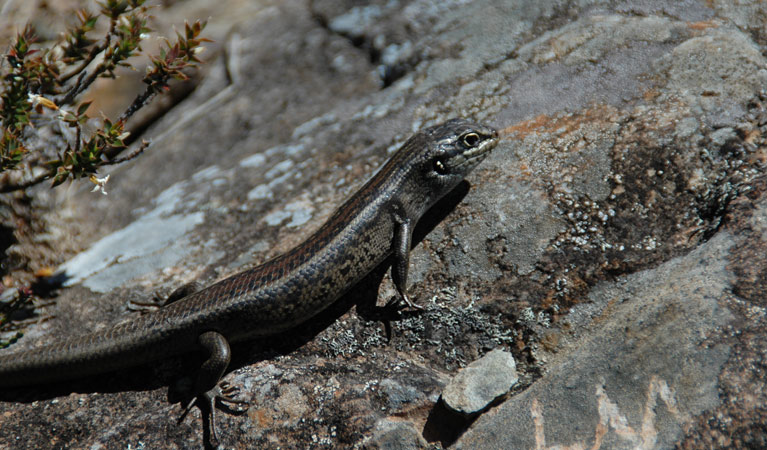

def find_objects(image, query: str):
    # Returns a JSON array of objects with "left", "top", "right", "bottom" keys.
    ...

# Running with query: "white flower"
[
  {"left": 89, "top": 174, "right": 110, "bottom": 195},
  {"left": 27, "top": 93, "right": 58, "bottom": 110}
]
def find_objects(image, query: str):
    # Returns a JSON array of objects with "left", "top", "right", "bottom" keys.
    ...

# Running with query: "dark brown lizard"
[{"left": 0, "top": 118, "right": 499, "bottom": 444}]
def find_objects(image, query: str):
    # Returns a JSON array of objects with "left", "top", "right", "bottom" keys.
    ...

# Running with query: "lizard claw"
[
  {"left": 216, "top": 381, "right": 250, "bottom": 412},
  {"left": 401, "top": 293, "right": 425, "bottom": 310},
  {"left": 178, "top": 396, "right": 197, "bottom": 425},
  {"left": 385, "top": 293, "right": 424, "bottom": 311}
]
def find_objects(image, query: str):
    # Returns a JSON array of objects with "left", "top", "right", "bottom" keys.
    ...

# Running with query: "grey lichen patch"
[
  {"left": 388, "top": 290, "right": 518, "bottom": 370},
  {"left": 320, "top": 319, "right": 389, "bottom": 359}
]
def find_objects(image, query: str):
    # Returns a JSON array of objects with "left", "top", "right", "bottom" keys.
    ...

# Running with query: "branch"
[
  {"left": 59, "top": 68, "right": 88, "bottom": 106},
  {"left": 102, "top": 139, "right": 149, "bottom": 165},
  {"left": 0, "top": 170, "right": 51, "bottom": 193},
  {"left": 119, "top": 85, "right": 157, "bottom": 122},
  {"left": 59, "top": 37, "right": 109, "bottom": 84}
]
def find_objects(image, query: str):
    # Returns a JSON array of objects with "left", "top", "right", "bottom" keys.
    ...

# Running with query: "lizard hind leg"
[
  {"left": 181, "top": 330, "right": 249, "bottom": 447},
  {"left": 128, "top": 281, "right": 204, "bottom": 312}
]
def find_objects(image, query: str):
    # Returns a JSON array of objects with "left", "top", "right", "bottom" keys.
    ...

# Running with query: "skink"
[{"left": 0, "top": 118, "right": 499, "bottom": 443}]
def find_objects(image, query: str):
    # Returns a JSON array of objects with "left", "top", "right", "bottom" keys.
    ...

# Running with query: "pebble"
[{"left": 442, "top": 349, "right": 518, "bottom": 416}]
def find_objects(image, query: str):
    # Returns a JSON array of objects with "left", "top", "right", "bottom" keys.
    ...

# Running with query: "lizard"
[{"left": 0, "top": 118, "right": 499, "bottom": 445}]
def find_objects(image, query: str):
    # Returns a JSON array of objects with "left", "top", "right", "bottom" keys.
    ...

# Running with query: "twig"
[
  {"left": 0, "top": 170, "right": 51, "bottom": 193},
  {"left": 59, "top": 69, "right": 88, "bottom": 106},
  {"left": 59, "top": 20, "right": 114, "bottom": 91},
  {"left": 119, "top": 85, "right": 157, "bottom": 122},
  {"left": 58, "top": 20, "right": 115, "bottom": 105},
  {"left": 59, "top": 40, "right": 108, "bottom": 84},
  {"left": 74, "top": 119, "right": 82, "bottom": 155},
  {"left": 102, "top": 139, "right": 149, "bottom": 165},
  {"left": 69, "top": 66, "right": 102, "bottom": 102}
]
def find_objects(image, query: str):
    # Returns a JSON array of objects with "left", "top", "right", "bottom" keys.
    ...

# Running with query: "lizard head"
[
  {"left": 371, "top": 118, "right": 499, "bottom": 218},
  {"left": 423, "top": 118, "right": 498, "bottom": 177},
  {"left": 412, "top": 118, "right": 499, "bottom": 199}
]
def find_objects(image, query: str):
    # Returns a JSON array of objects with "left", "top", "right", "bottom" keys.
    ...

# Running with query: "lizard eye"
[
  {"left": 433, "top": 158, "right": 449, "bottom": 175},
  {"left": 461, "top": 132, "right": 480, "bottom": 147}
]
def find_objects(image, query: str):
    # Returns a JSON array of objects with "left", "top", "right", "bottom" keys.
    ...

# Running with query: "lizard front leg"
[{"left": 391, "top": 211, "right": 423, "bottom": 310}]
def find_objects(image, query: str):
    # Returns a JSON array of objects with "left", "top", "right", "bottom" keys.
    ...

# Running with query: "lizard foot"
[
  {"left": 214, "top": 381, "right": 250, "bottom": 412},
  {"left": 128, "top": 281, "right": 203, "bottom": 312},
  {"left": 178, "top": 381, "right": 249, "bottom": 448},
  {"left": 204, "top": 382, "right": 250, "bottom": 447}
]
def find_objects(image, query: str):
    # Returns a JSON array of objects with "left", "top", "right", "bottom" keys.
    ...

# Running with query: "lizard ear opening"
[{"left": 433, "top": 157, "right": 449, "bottom": 175}]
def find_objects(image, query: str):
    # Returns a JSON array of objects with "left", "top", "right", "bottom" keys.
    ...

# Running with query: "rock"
[
  {"left": 362, "top": 419, "right": 429, "bottom": 450},
  {"left": 1, "top": 0, "right": 767, "bottom": 448},
  {"left": 0, "top": 288, "right": 17, "bottom": 304},
  {"left": 442, "top": 349, "right": 518, "bottom": 416},
  {"left": 454, "top": 230, "right": 734, "bottom": 449},
  {"left": 379, "top": 378, "right": 423, "bottom": 410},
  {"left": 710, "top": 127, "right": 738, "bottom": 147}
]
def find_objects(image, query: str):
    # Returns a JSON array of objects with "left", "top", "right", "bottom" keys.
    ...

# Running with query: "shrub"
[{"left": 0, "top": 0, "right": 209, "bottom": 192}]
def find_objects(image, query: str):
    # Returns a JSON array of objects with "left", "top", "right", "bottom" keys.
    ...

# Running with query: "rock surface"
[
  {"left": 362, "top": 419, "right": 430, "bottom": 450},
  {"left": 1, "top": 0, "right": 767, "bottom": 449},
  {"left": 455, "top": 231, "right": 734, "bottom": 449},
  {"left": 442, "top": 349, "right": 518, "bottom": 416}
]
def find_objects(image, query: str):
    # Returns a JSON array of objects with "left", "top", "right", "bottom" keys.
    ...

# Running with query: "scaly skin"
[{"left": 0, "top": 118, "right": 499, "bottom": 443}]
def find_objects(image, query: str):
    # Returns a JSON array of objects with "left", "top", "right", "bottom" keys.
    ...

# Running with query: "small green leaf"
[{"left": 77, "top": 101, "right": 92, "bottom": 116}]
